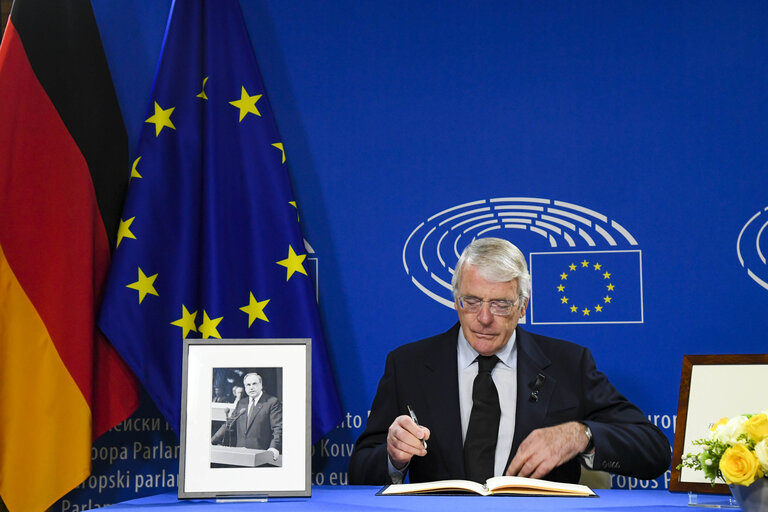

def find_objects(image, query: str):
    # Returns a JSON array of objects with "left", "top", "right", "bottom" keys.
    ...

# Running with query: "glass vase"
[{"left": 730, "top": 478, "right": 768, "bottom": 512}]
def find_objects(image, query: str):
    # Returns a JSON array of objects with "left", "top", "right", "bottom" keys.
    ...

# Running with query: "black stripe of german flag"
[{"left": 12, "top": 0, "right": 129, "bottom": 248}]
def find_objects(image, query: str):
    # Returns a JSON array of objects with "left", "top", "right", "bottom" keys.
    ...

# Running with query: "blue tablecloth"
[{"left": 102, "top": 486, "right": 697, "bottom": 511}]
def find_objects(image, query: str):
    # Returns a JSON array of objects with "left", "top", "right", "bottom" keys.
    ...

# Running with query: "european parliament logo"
[
  {"left": 402, "top": 197, "right": 644, "bottom": 325},
  {"left": 529, "top": 250, "right": 643, "bottom": 324},
  {"left": 737, "top": 205, "right": 768, "bottom": 291}
]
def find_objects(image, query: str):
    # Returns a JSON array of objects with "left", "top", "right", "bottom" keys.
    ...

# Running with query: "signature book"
[{"left": 378, "top": 476, "right": 596, "bottom": 497}]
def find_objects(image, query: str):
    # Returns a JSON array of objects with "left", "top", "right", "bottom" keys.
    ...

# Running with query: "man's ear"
[{"left": 519, "top": 297, "right": 529, "bottom": 317}]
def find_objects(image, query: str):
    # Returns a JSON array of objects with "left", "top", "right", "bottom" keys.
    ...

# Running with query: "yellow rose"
[
  {"left": 710, "top": 417, "right": 729, "bottom": 432},
  {"left": 719, "top": 444, "right": 764, "bottom": 486},
  {"left": 745, "top": 413, "right": 768, "bottom": 443}
]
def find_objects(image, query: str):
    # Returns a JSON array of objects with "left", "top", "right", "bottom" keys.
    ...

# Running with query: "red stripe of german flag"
[{"left": 0, "top": 1, "right": 140, "bottom": 510}]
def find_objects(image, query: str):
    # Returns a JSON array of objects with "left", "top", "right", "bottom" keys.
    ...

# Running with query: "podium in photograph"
[{"left": 210, "top": 446, "right": 282, "bottom": 467}]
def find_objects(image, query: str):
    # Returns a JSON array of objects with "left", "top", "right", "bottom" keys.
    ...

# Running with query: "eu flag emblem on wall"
[
  {"left": 98, "top": 0, "right": 342, "bottom": 442},
  {"left": 529, "top": 251, "right": 643, "bottom": 324}
]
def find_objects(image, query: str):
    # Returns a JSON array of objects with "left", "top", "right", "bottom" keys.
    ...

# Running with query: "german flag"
[{"left": 0, "top": 1, "right": 139, "bottom": 511}]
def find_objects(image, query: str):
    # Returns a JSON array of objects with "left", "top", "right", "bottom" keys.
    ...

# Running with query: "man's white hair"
[
  {"left": 243, "top": 372, "right": 262, "bottom": 384},
  {"left": 451, "top": 237, "right": 531, "bottom": 301}
]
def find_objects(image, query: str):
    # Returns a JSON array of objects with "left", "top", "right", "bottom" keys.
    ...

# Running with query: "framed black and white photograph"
[
  {"left": 179, "top": 339, "right": 311, "bottom": 498},
  {"left": 670, "top": 354, "right": 768, "bottom": 494}
]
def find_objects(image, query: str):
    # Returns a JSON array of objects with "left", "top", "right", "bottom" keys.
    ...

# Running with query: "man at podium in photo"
[
  {"left": 212, "top": 372, "right": 282, "bottom": 462},
  {"left": 349, "top": 237, "right": 671, "bottom": 485}
]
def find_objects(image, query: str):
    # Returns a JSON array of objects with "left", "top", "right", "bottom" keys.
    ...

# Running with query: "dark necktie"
[{"left": 463, "top": 354, "right": 501, "bottom": 482}]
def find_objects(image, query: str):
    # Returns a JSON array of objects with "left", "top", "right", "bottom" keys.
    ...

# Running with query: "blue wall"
[{"left": 58, "top": 1, "right": 768, "bottom": 507}]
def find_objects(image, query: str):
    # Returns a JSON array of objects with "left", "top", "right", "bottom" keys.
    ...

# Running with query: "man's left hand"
[
  {"left": 505, "top": 421, "right": 589, "bottom": 479},
  {"left": 268, "top": 447, "right": 279, "bottom": 461}
]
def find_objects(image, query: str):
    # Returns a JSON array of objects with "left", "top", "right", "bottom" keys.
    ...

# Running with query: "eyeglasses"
[{"left": 457, "top": 295, "right": 521, "bottom": 316}]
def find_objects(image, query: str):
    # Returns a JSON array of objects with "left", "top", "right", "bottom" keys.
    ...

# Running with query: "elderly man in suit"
[
  {"left": 212, "top": 372, "right": 281, "bottom": 461},
  {"left": 349, "top": 237, "right": 670, "bottom": 485}
]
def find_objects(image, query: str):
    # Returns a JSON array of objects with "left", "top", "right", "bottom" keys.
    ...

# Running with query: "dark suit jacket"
[
  {"left": 348, "top": 324, "right": 670, "bottom": 484},
  {"left": 213, "top": 392, "right": 282, "bottom": 451}
]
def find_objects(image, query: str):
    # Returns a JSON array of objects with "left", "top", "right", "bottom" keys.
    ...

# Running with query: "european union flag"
[
  {"left": 529, "top": 251, "right": 643, "bottom": 324},
  {"left": 98, "top": 0, "right": 342, "bottom": 442}
]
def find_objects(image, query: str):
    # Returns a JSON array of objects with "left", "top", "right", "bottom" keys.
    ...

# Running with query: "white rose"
[
  {"left": 755, "top": 439, "right": 768, "bottom": 473},
  {"left": 712, "top": 415, "right": 748, "bottom": 444}
]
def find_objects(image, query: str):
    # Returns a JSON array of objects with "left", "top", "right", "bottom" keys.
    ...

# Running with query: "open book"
[{"left": 378, "top": 476, "right": 596, "bottom": 497}]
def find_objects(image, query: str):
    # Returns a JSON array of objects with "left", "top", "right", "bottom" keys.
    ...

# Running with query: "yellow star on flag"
[
  {"left": 593, "top": 262, "right": 602, "bottom": 270},
  {"left": 240, "top": 293, "right": 270, "bottom": 327},
  {"left": 607, "top": 283, "right": 615, "bottom": 291},
  {"left": 171, "top": 305, "right": 198, "bottom": 338},
  {"left": 595, "top": 305, "right": 604, "bottom": 312},
  {"left": 116, "top": 217, "right": 136, "bottom": 248},
  {"left": 570, "top": 305, "right": 578, "bottom": 313},
  {"left": 557, "top": 284, "right": 565, "bottom": 292},
  {"left": 145, "top": 101, "right": 176, "bottom": 136},
  {"left": 272, "top": 142, "right": 286, "bottom": 163},
  {"left": 603, "top": 271, "right": 612, "bottom": 279},
  {"left": 199, "top": 311, "right": 223, "bottom": 339},
  {"left": 604, "top": 295, "right": 612, "bottom": 303},
  {"left": 569, "top": 263, "right": 576, "bottom": 271},
  {"left": 229, "top": 86, "right": 262, "bottom": 121},
  {"left": 560, "top": 296, "right": 569, "bottom": 304},
  {"left": 277, "top": 245, "right": 308, "bottom": 281},
  {"left": 581, "top": 260, "right": 589, "bottom": 268},
  {"left": 582, "top": 308, "right": 591, "bottom": 316},
  {"left": 560, "top": 272, "right": 568, "bottom": 280},
  {"left": 196, "top": 76, "right": 208, "bottom": 100},
  {"left": 131, "top": 156, "right": 143, "bottom": 179},
  {"left": 126, "top": 267, "right": 158, "bottom": 304}
]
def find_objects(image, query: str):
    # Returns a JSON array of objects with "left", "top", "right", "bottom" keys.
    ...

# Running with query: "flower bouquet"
[{"left": 678, "top": 411, "right": 768, "bottom": 510}]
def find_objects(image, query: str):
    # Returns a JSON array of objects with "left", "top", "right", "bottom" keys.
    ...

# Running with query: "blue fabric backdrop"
[{"left": 54, "top": 1, "right": 768, "bottom": 508}]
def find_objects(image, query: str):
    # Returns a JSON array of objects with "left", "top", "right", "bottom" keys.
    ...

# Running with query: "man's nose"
[{"left": 476, "top": 302, "right": 493, "bottom": 324}]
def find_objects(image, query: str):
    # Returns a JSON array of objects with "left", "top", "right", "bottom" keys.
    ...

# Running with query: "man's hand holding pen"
[{"left": 386, "top": 414, "right": 431, "bottom": 470}]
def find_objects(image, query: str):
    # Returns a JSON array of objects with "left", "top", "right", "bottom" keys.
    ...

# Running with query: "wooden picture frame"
[
  {"left": 178, "top": 339, "right": 311, "bottom": 498},
  {"left": 670, "top": 354, "right": 768, "bottom": 493}
]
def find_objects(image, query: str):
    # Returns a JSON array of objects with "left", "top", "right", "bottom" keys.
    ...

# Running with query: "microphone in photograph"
[{"left": 226, "top": 408, "right": 246, "bottom": 429}]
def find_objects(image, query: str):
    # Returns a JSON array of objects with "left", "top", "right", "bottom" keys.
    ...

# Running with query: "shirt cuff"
[
  {"left": 579, "top": 450, "right": 595, "bottom": 469},
  {"left": 387, "top": 455, "right": 408, "bottom": 484}
]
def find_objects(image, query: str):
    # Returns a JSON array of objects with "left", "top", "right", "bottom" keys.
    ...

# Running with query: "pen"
[{"left": 406, "top": 404, "right": 427, "bottom": 449}]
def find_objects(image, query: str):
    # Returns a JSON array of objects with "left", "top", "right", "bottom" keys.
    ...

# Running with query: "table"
[{"left": 101, "top": 486, "right": 698, "bottom": 511}]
